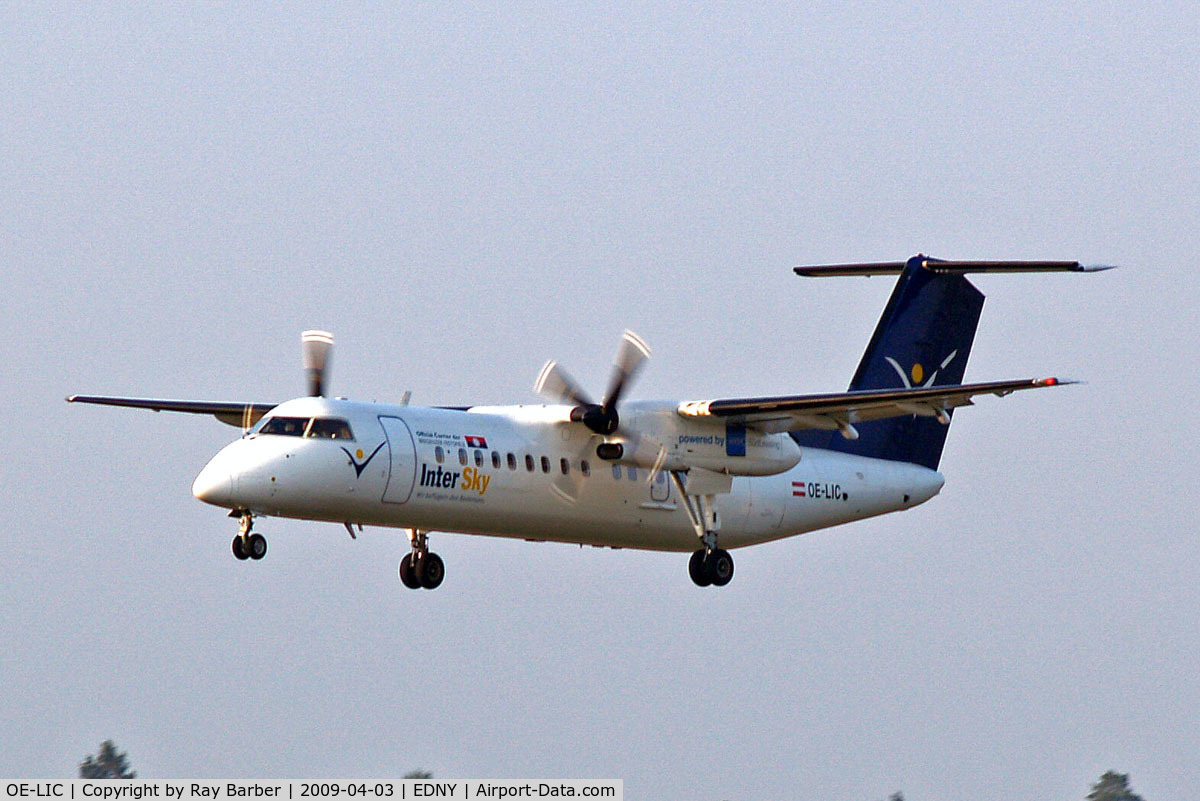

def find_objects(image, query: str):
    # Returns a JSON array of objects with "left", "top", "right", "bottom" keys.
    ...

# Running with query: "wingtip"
[{"left": 1079, "top": 263, "right": 1118, "bottom": 272}]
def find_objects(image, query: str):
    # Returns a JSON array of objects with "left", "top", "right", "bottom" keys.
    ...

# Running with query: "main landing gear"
[
  {"left": 399, "top": 529, "right": 444, "bottom": 590},
  {"left": 230, "top": 511, "right": 267, "bottom": 561},
  {"left": 669, "top": 471, "right": 736, "bottom": 588},
  {"left": 688, "top": 546, "right": 734, "bottom": 587}
]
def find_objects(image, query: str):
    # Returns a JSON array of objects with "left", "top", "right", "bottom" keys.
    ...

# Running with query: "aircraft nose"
[{"left": 192, "top": 459, "right": 233, "bottom": 507}]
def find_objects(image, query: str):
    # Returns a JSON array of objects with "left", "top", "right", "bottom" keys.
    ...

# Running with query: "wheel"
[
  {"left": 232, "top": 536, "right": 249, "bottom": 561},
  {"left": 417, "top": 552, "right": 445, "bottom": 590},
  {"left": 398, "top": 553, "right": 421, "bottom": 589},
  {"left": 689, "top": 550, "right": 712, "bottom": 587},
  {"left": 708, "top": 549, "right": 734, "bottom": 587},
  {"left": 247, "top": 533, "right": 268, "bottom": 560}
]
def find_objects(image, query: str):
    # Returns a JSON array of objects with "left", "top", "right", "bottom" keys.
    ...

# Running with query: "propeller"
[
  {"left": 302, "top": 330, "right": 334, "bottom": 397},
  {"left": 535, "top": 330, "right": 650, "bottom": 436},
  {"left": 536, "top": 331, "right": 662, "bottom": 502}
]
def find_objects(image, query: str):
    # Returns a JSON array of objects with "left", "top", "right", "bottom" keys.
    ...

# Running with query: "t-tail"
[{"left": 790, "top": 255, "right": 1113, "bottom": 470}]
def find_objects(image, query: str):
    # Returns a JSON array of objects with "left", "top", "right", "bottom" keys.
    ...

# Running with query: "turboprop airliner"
[{"left": 69, "top": 255, "right": 1109, "bottom": 588}]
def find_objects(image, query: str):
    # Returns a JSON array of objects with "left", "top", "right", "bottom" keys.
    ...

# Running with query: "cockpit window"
[
  {"left": 307, "top": 417, "right": 354, "bottom": 440},
  {"left": 259, "top": 416, "right": 309, "bottom": 436},
  {"left": 256, "top": 416, "right": 354, "bottom": 440}
]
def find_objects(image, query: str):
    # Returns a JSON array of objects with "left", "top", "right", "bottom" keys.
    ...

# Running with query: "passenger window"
[
  {"left": 626, "top": 466, "right": 637, "bottom": 481},
  {"left": 259, "top": 416, "right": 309, "bottom": 436},
  {"left": 560, "top": 458, "right": 570, "bottom": 475},
  {"left": 474, "top": 449, "right": 484, "bottom": 467},
  {"left": 307, "top": 418, "right": 354, "bottom": 440},
  {"left": 612, "top": 464, "right": 622, "bottom": 480},
  {"left": 525, "top": 454, "right": 535, "bottom": 472},
  {"left": 540, "top": 456, "right": 551, "bottom": 474},
  {"left": 581, "top": 460, "right": 590, "bottom": 477},
  {"left": 458, "top": 448, "right": 468, "bottom": 466},
  {"left": 492, "top": 451, "right": 502, "bottom": 469},
  {"left": 507, "top": 453, "right": 517, "bottom": 470},
  {"left": 656, "top": 470, "right": 666, "bottom": 485},
  {"left": 435, "top": 446, "right": 445, "bottom": 464}
]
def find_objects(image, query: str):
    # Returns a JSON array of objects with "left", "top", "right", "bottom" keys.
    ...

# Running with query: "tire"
[
  {"left": 247, "top": 533, "right": 268, "bottom": 560},
  {"left": 418, "top": 552, "right": 445, "bottom": 590},
  {"left": 689, "top": 550, "right": 712, "bottom": 587},
  {"left": 399, "top": 553, "right": 421, "bottom": 589},
  {"left": 709, "top": 549, "right": 734, "bottom": 587},
  {"left": 232, "top": 536, "right": 249, "bottom": 560}
]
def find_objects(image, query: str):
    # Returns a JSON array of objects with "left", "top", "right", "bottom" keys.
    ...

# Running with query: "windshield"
[
  {"left": 254, "top": 415, "right": 355, "bottom": 440},
  {"left": 258, "top": 416, "right": 308, "bottom": 436}
]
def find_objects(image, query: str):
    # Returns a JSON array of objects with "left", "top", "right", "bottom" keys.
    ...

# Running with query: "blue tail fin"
[{"left": 791, "top": 255, "right": 985, "bottom": 470}]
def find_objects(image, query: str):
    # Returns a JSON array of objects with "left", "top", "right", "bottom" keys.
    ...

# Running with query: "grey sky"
[{"left": 2, "top": 3, "right": 1197, "bottom": 799}]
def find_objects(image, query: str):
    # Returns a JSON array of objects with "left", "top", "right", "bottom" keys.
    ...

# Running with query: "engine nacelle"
[
  {"left": 616, "top": 402, "right": 802, "bottom": 477},
  {"left": 672, "top": 423, "right": 800, "bottom": 476}
]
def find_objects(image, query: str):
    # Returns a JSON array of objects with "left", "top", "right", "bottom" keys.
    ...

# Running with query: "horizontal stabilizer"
[{"left": 794, "top": 255, "right": 1116, "bottom": 277}]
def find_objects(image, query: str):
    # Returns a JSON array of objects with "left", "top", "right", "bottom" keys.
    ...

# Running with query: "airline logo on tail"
[{"left": 885, "top": 350, "right": 958, "bottom": 389}]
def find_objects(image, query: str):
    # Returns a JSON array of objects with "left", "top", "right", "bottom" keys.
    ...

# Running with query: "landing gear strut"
[
  {"left": 399, "top": 529, "right": 444, "bottom": 590},
  {"left": 669, "top": 471, "right": 736, "bottom": 587},
  {"left": 230, "top": 511, "right": 267, "bottom": 561}
]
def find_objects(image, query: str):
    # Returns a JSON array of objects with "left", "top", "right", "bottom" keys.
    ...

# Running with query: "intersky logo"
[
  {"left": 341, "top": 442, "right": 386, "bottom": 478},
  {"left": 884, "top": 350, "right": 958, "bottom": 389}
]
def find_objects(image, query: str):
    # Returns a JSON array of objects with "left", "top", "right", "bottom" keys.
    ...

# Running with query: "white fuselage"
[{"left": 192, "top": 397, "right": 944, "bottom": 551}]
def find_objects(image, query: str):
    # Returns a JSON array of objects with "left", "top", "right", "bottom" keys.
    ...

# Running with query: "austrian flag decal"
[
  {"left": 792, "top": 481, "right": 805, "bottom": 497},
  {"left": 465, "top": 435, "right": 488, "bottom": 448}
]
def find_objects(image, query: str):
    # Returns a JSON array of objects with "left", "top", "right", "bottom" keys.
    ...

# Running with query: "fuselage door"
[
  {"left": 379, "top": 415, "right": 417, "bottom": 504},
  {"left": 649, "top": 468, "right": 671, "bottom": 502}
]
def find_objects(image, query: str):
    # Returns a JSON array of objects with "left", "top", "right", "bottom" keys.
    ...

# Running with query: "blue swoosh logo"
[{"left": 341, "top": 442, "right": 386, "bottom": 478}]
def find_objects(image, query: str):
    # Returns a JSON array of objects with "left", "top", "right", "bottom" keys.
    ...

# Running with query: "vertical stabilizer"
[{"left": 791, "top": 256, "right": 985, "bottom": 469}]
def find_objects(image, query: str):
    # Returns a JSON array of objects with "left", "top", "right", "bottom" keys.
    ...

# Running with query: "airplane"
[{"left": 68, "top": 254, "right": 1110, "bottom": 589}]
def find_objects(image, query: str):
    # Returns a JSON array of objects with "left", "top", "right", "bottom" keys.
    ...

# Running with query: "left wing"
[
  {"left": 676, "top": 377, "right": 1072, "bottom": 435},
  {"left": 67, "top": 395, "right": 277, "bottom": 428}
]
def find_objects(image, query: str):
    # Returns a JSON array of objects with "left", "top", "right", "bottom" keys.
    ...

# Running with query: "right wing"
[
  {"left": 66, "top": 395, "right": 277, "bottom": 428},
  {"left": 676, "top": 377, "right": 1072, "bottom": 435}
]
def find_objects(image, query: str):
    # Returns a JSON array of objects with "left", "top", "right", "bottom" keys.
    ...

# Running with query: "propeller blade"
[
  {"left": 550, "top": 435, "right": 603, "bottom": 504},
  {"left": 535, "top": 360, "right": 594, "bottom": 406},
  {"left": 646, "top": 441, "right": 669, "bottom": 485},
  {"left": 302, "top": 330, "right": 334, "bottom": 397},
  {"left": 603, "top": 330, "right": 651, "bottom": 412}
]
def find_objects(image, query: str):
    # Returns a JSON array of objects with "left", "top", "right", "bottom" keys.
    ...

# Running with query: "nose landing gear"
[
  {"left": 399, "top": 529, "right": 444, "bottom": 590},
  {"left": 230, "top": 511, "right": 267, "bottom": 561}
]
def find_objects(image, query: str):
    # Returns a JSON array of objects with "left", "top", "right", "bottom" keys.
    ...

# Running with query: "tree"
[
  {"left": 79, "top": 740, "right": 136, "bottom": 779},
  {"left": 402, "top": 770, "right": 433, "bottom": 779},
  {"left": 1087, "top": 771, "right": 1144, "bottom": 801}
]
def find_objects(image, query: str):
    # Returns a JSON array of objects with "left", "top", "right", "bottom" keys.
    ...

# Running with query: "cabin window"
[
  {"left": 525, "top": 454, "right": 535, "bottom": 472},
  {"left": 491, "top": 451, "right": 502, "bottom": 469},
  {"left": 259, "top": 416, "right": 309, "bottom": 437},
  {"left": 507, "top": 453, "right": 517, "bottom": 470},
  {"left": 612, "top": 464, "right": 622, "bottom": 480},
  {"left": 540, "top": 456, "right": 551, "bottom": 474},
  {"left": 580, "top": 460, "right": 590, "bottom": 477},
  {"left": 560, "top": 458, "right": 570, "bottom": 475},
  {"left": 307, "top": 417, "right": 354, "bottom": 440},
  {"left": 656, "top": 470, "right": 666, "bottom": 485},
  {"left": 626, "top": 466, "right": 637, "bottom": 481},
  {"left": 474, "top": 449, "right": 484, "bottom": 467},
  {"left": 458, "top": 448, "right": 468, "bottom": 466},
  {"left": 435, "top": 446, "right": 445, "bottom": 464}
]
